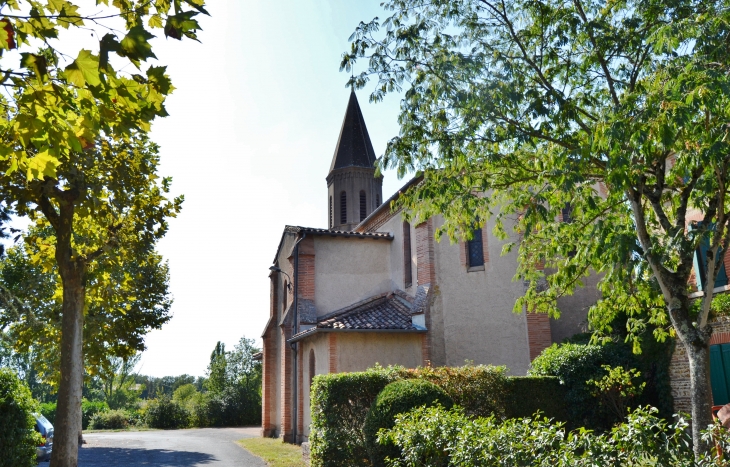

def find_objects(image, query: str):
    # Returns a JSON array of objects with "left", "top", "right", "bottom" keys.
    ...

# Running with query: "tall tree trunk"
[
  {"left": 49, "top": 197, "right": 85, "bottom": 467},
  {"left": 687, "top": 337, "right": 714, "bottom": 458}
]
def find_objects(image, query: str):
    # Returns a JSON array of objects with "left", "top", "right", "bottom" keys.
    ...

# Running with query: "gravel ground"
[{"left": 75, "top": 427, "right": 266, "bottom": 467}]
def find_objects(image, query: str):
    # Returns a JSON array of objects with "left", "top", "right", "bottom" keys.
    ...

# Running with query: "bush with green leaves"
[
  {"left": 145, "top": 396, "right": 190, "bottom": 429},
  {"left": 0, "top": 368, "right": 42, "bottom": 467},
  {"left": 364, "top": 379, "right": 453, "bottom": 467},
  {"left": 88, "top": 409, "right": 130, "bottom": 430},
  {"left": 529, "top": 342, "right": 635, "bottom": 429},
  {"left": 82, "top": 399, "right": 110, "bottom": 430},
  {"left": 309, "top": 364, "right": 566, "bottom": 467},
  {"left": 381, "top": 405, "right": 730, "bottom": 467}
]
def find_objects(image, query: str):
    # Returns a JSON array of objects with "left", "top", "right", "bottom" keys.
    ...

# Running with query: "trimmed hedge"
[
  {"left": 0, "top": 368, "right": 41, "bottom": 467},
  {"left": 364, "top": 380, "right": 453, "bottom": 467},
  {"left": 309, "top": 365, "right": 564, "bottom": 467}
]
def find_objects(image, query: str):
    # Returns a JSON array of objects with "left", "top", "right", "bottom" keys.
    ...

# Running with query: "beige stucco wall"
[
  {"left": 430, "top": 216, "right": 532, "bottom": 375},
  {"left": 313, "top": 236, "right": 394, "bottom": 315},
  {"left": 337, "top": 332, "right": 423, "bottom": 372},
  {"left": 300, "top": 333, "right": 330, "bottom": 439},
  {"left": 299, "top": 331, "right": 423, "bottom": 440},
  {"left": 376, "top": 211, "right": 417, "bottom": 296}
]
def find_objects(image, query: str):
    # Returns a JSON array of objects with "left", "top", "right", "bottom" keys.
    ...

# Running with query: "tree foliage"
[
  {"left": 0, "top": 2, "right": 207, "bottom": 463},
  {"left": 345, "top": 0, "right": 730, "bottom": 455}
]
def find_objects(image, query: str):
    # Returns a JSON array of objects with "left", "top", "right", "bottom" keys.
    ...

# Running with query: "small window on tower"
[
  {"left": 329, "top": 196, "right": 333, "bottom": 229},
  {"left": 360, "top": 191, "right": 367, "bottom": 221},
  {"left": 340, "top": 191, "right": 347, "bottom": 225},
  {"left": 376, "top": 194, "right": 381, "bottom": 207}
]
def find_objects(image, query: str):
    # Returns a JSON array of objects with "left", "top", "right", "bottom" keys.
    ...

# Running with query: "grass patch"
[{"left": 237, "top": 437, "right": 307, "bottom": 467}]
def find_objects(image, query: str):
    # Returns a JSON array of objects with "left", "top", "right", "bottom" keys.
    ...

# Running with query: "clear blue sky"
[{"left": 136, "top": 1, "right": 408, "bottom": 377}]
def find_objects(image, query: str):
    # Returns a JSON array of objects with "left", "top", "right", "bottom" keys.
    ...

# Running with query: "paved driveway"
[{"left": 77, "top": 427, "right": 266, "bottom": 466}]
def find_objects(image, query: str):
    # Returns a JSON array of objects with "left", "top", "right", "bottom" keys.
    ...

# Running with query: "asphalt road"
[{"left": 75, "top": 427, "right": 267, "bottom": 466}]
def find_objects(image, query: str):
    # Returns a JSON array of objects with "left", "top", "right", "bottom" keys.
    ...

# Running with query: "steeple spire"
[
  {"left": 326, "top": 91, "right": 383, "bottom": 232},
  {"left": 328, "top": 91, "right": 377, "bottom": 173}
]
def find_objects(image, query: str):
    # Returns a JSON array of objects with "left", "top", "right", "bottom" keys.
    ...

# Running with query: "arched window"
[
  {"left": 329, "top": 196, "right": 333, "bottom": 229},
  {"left": 403, "top": 221, "right": 412, "bottom": 288},
  {"left": 340, "top": 191, "right": 347, "bottom": 225},
  {"left": 309, "top": 349, "right": 316, "bottom": 387},
  {"left": 359, "top": 191, "right": 367, "bottom": 221}
]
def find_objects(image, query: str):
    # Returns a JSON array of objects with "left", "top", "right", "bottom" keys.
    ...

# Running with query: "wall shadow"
[{"left": 77, "top": 446, "right": 217, "bottom": 466}]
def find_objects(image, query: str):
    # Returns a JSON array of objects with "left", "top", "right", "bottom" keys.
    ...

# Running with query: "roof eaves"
[
  {"left": 355, "top": 175, "right": 423, "bottom": 232},
  {"left": 287, "top": 327, "right": 426, "bottom": 344}
]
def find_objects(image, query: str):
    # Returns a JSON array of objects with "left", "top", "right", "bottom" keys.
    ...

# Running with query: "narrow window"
[
  {"left": 403, "top": 221, "right": 412, "bottom": 288},
  {"left": 467, "top": 226, "right": 484, "bottom": 268},
  {"left": 329, "top": 196, "right": 333, "bottom": 229},
  {"left": 376, "top": 194, "right": 381, "bottom": 207},
  {"left": 561, "top": 203, "right": 573, "bottom": 223},
  {"left": 309, "top": 349, "right": 316, "bottom": 388},
  {"left": 360, "top": 191, "right": 367, "bottom": 221},
  {"left": 283, "top": 280, "right": 288, "bottom": 311},
  {"left": 340, "top": 192, "right": 347, "bottom": 225}
]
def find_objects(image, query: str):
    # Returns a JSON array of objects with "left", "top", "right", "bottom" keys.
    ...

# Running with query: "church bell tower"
[{"left": 327, "top": 91, "right": 383, "bottom": 231}]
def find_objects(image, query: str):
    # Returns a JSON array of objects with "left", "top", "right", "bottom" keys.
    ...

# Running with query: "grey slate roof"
[{"left": 329, "top": 91, "right": 377, "bottom": 173}]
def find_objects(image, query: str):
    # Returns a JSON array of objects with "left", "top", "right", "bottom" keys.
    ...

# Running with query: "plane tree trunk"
[{"left": 42, "top": 189, "right": 85, "bottom": 467}]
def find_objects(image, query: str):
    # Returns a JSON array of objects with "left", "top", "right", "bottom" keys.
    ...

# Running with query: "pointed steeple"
[
  {"left": 326, "top": 91, "right": 383, "bottom": 232},
  {"left": 329, "top": 91, "right": 377, "bottom": 173}
]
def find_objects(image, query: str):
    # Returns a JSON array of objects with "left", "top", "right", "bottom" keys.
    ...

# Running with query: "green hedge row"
[{"left": 309, "top": 365, "right": 568, "bottom": 467}]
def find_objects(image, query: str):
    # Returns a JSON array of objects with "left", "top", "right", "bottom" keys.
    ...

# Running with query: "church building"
[{"left": 260, "top": 91, "right": 598, "bottom": 443}]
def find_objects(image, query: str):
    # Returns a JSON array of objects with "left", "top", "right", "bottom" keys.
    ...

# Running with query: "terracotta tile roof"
[
  {"left": 288, "top": 292, "right": 424, "bottom": 342},
  {"left": 319, "top": 293, "right": 414, "bottom": 330}
]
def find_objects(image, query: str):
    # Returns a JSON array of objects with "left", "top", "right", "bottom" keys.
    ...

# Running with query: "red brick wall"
[
  {"left": 262, "top": 331, "right": 275, "bottom": 437},
  {"left": 526, "top": 312, "right": 552, "bottom": 361},
  {"left": 416, "top": 219, "right": 435, "bottom": 363},
  {"left": 328, "top": 334, "right": 337, "bottom": 373},
  {"left": 280, "top": 325, "right": 293, "bottom": 442},
  {"left": 416, "top": 219, "right": 435, "bottom": 285},
  {"left": 297, "top": 348, "right": 303, "bottom": 442}
]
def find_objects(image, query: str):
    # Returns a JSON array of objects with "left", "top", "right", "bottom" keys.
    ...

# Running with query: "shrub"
[
  {"left": 0, "top": 368, "right": 42, "bottom": 467},
  {"left": 364, "top": 379, "right": 453, "bottom": 467},
  {"left": 145, "top": 396, "right": 190, "bottom": 429},
  {"left": 529, "top": 342, "right": 634, "bottom": 429},
  {"left": 309, "top": 364, "right": 562, "bottom": 467},
  {"left": 310, "top": 365, "right": 407, "bottom": 467},
  {"left": 39, "top": 401, "right": 56, "bottom": 426},
  {"left": 502, "top": 376, "right": 568, "bottom": 421},
  {"left": 88, "top": 409, "right": 130, "bottom": 430},
  {"left": 412, "top": 365, "right": 507, "bottom": 418},
  {"left": 82, "top": 399, "right": 109, "bottom": 430},
  {"left": 382, "top": 405, "right": 709, "bottom": 467}
]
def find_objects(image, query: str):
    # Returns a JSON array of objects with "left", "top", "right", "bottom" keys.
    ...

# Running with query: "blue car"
[{"left": 34, "top": 414, "right": 53, "bottom": 462}]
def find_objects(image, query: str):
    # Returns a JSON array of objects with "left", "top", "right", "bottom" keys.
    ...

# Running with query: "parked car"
[{"left": 34, "top": 413, "right": 53, "bottom": 462}]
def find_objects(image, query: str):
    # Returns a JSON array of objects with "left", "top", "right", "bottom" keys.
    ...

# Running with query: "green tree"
[
  {"left": 204, "top": 337, "right": 262, "bottom": 426},
  {"left": 0, "top": 241, "right": 173, "bottom": 388},
  {"left": 0, "top": 368, "right": 42, "bottom": 467},
  {"left": 0, "top": 2, "right": 208, "bottom": 464},
  {"left": 345, "top": 0, "right": 730, "bottom": 455}
]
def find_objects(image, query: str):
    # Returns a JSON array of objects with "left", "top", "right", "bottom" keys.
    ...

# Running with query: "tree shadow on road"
[{"left": 78, "top": 446, "right": 218, "bottom": 466}]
